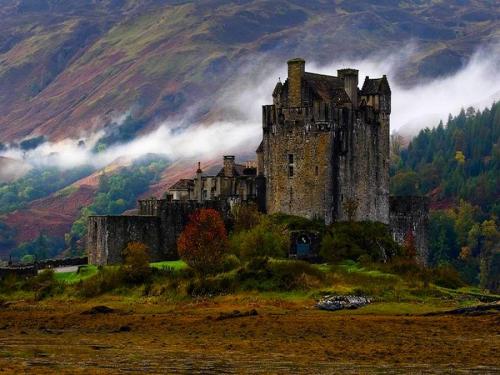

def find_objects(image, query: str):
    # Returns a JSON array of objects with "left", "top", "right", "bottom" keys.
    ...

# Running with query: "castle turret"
[
  {"left": 338, "top": 68, "right": 359, "bottom": 109},
  {"left": 287, "top": 58, "right": 305, "bottom": 107},
  {"left": 196, "top": 162, "right": 203, "bottom": 202}
]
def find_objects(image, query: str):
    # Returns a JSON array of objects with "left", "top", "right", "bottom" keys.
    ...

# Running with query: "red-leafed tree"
[
  {"left": 403, "top": 230, "right": 417, "bottom": 259},
  {"left": 177, "top": 208, "right": 228, "bottom": 275}
]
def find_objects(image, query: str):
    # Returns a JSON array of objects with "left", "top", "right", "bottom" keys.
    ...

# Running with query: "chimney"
[
  {"left": 196, "top": 162, "right": 203, "bottom": 202},
  {"left": 338, "top": 68, "right": 359, "bottom": 109},
  {"left": 223, "top": 155, "right": 235, "bottom": 177},
  {"left": 287, "top": 58, "right": 305, "bottom": 107}
]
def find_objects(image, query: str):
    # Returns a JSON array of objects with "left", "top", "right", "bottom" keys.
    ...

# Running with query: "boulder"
[{"left": 316, "top": 295, "right": 371, "bottom": 311}]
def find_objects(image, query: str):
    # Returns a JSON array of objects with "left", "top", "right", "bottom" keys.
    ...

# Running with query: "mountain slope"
[{"left": 1, "top": 0, "right": 498, "bottom": 142}]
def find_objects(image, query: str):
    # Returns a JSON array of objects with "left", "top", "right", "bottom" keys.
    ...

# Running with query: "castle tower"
[{"left": 260, "top": 59, "right": 390, "bottom": 224}]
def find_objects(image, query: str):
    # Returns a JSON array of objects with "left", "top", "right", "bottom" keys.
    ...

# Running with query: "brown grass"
[{"left": 0, "top": 297, "right": 498, "bottom": 373}]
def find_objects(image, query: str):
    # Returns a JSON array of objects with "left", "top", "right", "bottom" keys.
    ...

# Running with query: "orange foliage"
[
  {"left": 403, "top": 230, "right": 417, "bottom": 258},
  {"left": 177, "top": 208, "right": 227, "bottom": 274}
]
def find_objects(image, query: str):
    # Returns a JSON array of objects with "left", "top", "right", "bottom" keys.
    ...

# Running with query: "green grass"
[
  {"left": 150, "top": 260, "right": 187, "bottom": 270},
  {"left": 54, "top": 265, "right": 98, "bottom": 284}
]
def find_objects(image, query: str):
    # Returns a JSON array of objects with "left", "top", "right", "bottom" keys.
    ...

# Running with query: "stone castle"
[{"left": 88, "top": 59, "right": 429, "bottom": 265}]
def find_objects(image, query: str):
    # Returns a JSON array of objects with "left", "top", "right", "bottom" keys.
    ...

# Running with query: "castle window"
[
  {"left": 288, "top": 154, "right": 294, "bottom": 164},
  {"left": 288, "top": 165, "right": 294, "bottom": 177},
  {"left": 288, "top": 154, "right": 294, "bottom": 177},
  {"left": 315, "top": 166, "right": 319, "bottom": 176}
]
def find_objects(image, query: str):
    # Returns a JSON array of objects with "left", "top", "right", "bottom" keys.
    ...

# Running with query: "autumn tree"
[
  {"left": 177, "top": 208, "right": 228, "bottom": 275},
  {"left": 122, "top": 241, "right": 151, "bottom": 283},
  {"left": 403, "top": 230, "right": 417, "bottom": 259}
]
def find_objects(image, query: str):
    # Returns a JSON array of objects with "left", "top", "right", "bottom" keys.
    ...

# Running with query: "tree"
[
  {"left": 232, "top": 203, "right": 261, "bottom": 232},
  {"left": 177, "top": 209, "right": 228, "bottom": 275},
  {"left": 403, "top": 230, "right": 417, "bottom": 258},
  {"left": 122, "top": 241, "right": 151, "bottom": 283},
  {"left": 230, "top": 215, "right": 289, "bottom": 260}
]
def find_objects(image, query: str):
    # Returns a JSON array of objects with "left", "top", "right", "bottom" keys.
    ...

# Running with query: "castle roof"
[
  {"left": 216, "top": 164, "right": 256, "bottom": 178},
  {"left": 168, "top": 179, "right": 194, "bottom": 191},
  {"left": 361, "top": 75, "right": 391, "bottom": 95},
  {"left": 302, "top": 72, "right": 351, "bottom": 104},
  {"left": 256, "top": 141, "right": 263, "bottom": 153}
]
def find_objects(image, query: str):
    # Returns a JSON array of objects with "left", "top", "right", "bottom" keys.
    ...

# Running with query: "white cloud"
[{"left": 1, "top": 43, "right": 498, "bottom": 169}]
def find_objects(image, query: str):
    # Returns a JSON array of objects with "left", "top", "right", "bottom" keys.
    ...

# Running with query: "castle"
[{"left": 87, "top": 59, "right": 429, "bottom": 265}]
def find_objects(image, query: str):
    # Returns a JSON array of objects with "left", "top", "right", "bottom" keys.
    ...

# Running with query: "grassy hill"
[{"left": 1, "top": 0, "right": 498, "bottom": 141}]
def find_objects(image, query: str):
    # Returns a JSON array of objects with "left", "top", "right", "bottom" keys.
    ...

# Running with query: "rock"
[
  {"left": 118, "top": 325, "right": 131, "bottom": 332},
  {"left": 81, "top": 305, "right": 115, "bottom": 315},
  {"left": 316, "top": 295, "right": 371, "bottom": 311},
  {"left": 216, "top": 309, "right": 258, "bottom": 321},
  {"left": 422, "top": 302, "right": 500, "bottom": 316}
]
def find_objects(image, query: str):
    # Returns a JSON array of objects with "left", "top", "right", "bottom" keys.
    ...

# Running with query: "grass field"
[{"left": 53, "top": 265, "right": 98, "bottom": 284}]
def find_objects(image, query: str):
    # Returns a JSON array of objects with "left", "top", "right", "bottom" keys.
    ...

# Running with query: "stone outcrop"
[{"left": 316, "top": 295, "right": 371, "bottom": 311}]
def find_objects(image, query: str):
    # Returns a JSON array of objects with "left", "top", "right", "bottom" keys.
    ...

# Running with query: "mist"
[{"left": 1, "top": 43, "right": 499, "bottom": 170}]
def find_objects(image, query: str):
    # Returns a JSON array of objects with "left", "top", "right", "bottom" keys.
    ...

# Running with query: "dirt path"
[{"left": 0, "top": 299, "right": 499, "bottom": 374}]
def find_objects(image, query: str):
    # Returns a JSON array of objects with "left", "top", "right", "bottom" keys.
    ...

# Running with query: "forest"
[{"left": 391, "top": 102, "right": 499, "bottom": 286}]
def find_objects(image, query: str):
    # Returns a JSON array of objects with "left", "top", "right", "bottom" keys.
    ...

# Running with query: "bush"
[
  {"left": 320, "top": 221, "right": 401, "bottom": 263},
  {"left": 238, "top": 258, "right": 324, "bottom": 292},
  {"left": 271, "top": 213, "right": 325, "bottom": 232},
  {"left": 187, "top": 273, "right": 237, "bottom": 296},
  {"left": 76, "top": 267, "right": 125, "bottom": 298},
  {"left": 25, "top": 270, "right": 64, "bottom": 300},
  {"left": 232, "top": 203, "right": 261, "bottom": 232},
  {"left": 432, "top": 264, "right": 465, "bottom": 289},
  {"left": 122, "top": 242, "right": 151, "bottom": 283},
  {"left": 230, "top": 216, "right": 289, "bottom": 260},
  {"left": 221, "top": 254, "right": 241, "bottom": 272},
  {"left": 177, "top": 208, "right": 228, "bottom": 275}
]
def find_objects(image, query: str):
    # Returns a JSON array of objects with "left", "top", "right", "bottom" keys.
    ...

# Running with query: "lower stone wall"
[
  {"left": 0, "top": 265, "right": 37, "bottom": 280},
  {"left": 87, "top": 200, "right": 230, "bottom": 265},
  {"left": 389, "top": 196, "right": 430, "bottom": 264},
  {"left": 87, "top": 215, "right": 161, "bottom": 265}
]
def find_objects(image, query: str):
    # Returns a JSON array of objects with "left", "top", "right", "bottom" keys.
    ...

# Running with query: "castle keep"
[
  {"left": 87, "top": 59, "right": 429, "bottom": 265},
  {"left": 260, "top": 59, "right": 390, "bottom": 224}
]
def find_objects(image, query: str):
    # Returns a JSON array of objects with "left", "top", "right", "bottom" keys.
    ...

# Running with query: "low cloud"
[{"left": 1, "top": 43, "right": 499, "bottom": 170}]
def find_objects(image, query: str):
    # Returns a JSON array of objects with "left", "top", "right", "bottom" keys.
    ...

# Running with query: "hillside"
[{"left": 1, "top": 0, "right": 499, "bottom": 142}]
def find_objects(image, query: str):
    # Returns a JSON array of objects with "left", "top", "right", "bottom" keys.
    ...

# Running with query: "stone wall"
[
  {"left": 87, "top": 200, "right": 230, "bottom": 265},
  {"left": 389, "top": 196, "right": 430, "bottom": 264},
  {"left": 87, "top": 215, "right": 161, "bottom": 265},
  {"left": 263, "top": 105, "right": 335, "bottom": 223},
  {"left": 140, "top": 199, "right": 230, "bottom": 260}
]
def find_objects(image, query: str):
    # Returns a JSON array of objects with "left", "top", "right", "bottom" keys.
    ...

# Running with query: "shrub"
[
  {"left": 230, "top": 216, "right": 289, "bottom": 260},
  {"left": 221, "top": 254, "right": 241, "bottom": 272},
  {"left": 76, "top": 267, "right": 125, "bottom": 298},
  {"left": 238, "top": 258, "right": 324, "bottom": 292},
  {"left": 122, "top": 241, "right": 151, "bottom": 283},
  {"left": 432, "top": 264, "right": 465, "bottom": 289},
  {"left": 177, "top": 208, "right": 228, "bottom": 275},
  {"left": 25, "top": 270, "right": 63, "bottom": 300},
  {"left": 271, "top": 213, "right": 325, "bottom": 232},
  {"left": 320, "top": 221, "right": 401, "bottom": 263},
  {"left": 232, "top": 203, "right": 261, "bottom": 232},
  {"left": 187, "top": 273, "right": 238, "bottom": 296}
]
